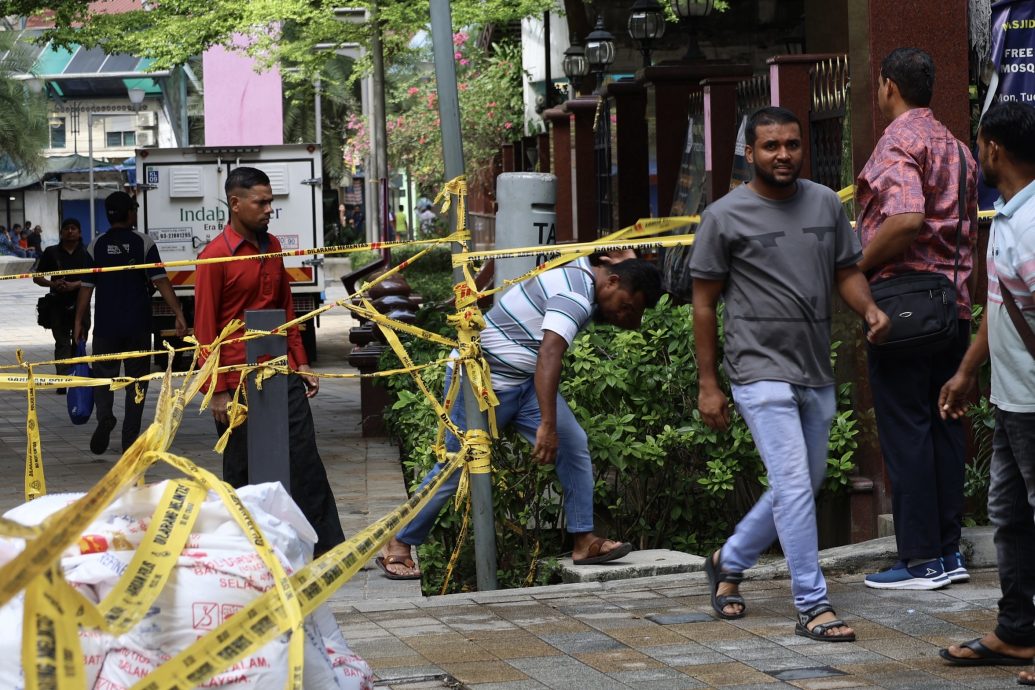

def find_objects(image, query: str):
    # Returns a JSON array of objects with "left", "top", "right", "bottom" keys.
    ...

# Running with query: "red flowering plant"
[{"left": 386, "top": 34, "right": 527, "bottom": 190}]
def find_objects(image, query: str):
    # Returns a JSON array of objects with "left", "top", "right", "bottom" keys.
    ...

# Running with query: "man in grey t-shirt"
[{"left": 690, "top": 106, "right": 889, "bottom": 642}]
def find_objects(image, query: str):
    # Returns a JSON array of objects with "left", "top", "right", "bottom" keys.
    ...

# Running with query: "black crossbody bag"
[{"left": 867, "top": 142, "right": 967, "bottom": 356}]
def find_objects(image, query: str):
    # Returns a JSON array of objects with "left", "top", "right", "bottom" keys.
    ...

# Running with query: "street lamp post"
[
  {"left": 670, "top": 0, "right": 716, "bottom": 62},
  {"left": 628, "top": 0, "right": 667, "bottom": 68},
  {"left": 87, "top": 88, "right": 146, "bottom": 240},
  {"left": 562, "top": 39, "right": 589, "bottom": 99},
  {"left": 584, "top": 17, "right": 616, "bottom": 94}
]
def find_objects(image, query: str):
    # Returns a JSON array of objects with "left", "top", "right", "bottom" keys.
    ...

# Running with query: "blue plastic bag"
[{"left": 67, "top": 341, "right": 94, "bottom": 425}]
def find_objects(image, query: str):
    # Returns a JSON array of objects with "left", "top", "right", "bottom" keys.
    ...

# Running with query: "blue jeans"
[
  {"left": 988, "top": 409, "right": 1035, "bottom": 647},
  {"left": 396, "top": 369, "right": 595, "bottom": 545},
  {"left": 722, "top": 381, "right": 835, "bottom": 612}
]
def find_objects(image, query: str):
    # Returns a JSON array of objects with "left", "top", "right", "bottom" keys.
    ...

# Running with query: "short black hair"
[
  {"left": 980, "top": 101, "right": 1035, "bottom": 166},
  {"left": 880, "top": 48, "right": 934, "bottom": 107},
  {"left": 60, "top": 217, "right": 81, "bottom": 231},
  {"left": 105, "top": 191, "right": 138, "bottom": 223},
  {"left": 604, "top": 258, "right": 664, "bottom": 308},
  {"left": 745, "top": 106, "right": 801, "bottom": 146},
  {"left": 225, "top": 166, "right": 271, "bottom": 199}
]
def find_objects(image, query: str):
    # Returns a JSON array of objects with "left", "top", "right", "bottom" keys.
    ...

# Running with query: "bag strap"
[
  {"left": 951, "top": 141, "right": 966, "bottom": 289},
  {"left": 1000, "top": 287, "right": 1035, "bottom": 359}
]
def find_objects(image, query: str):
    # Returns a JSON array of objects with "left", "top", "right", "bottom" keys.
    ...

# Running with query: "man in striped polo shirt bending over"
[{"left": 376, "top": 255, "right": 663, "bottom": 579}]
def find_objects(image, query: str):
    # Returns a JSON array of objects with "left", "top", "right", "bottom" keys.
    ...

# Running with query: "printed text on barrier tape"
[
  {"left": 130, "top": 446, "right": 470, "bottom": 690},
  {"left": 0, "top": 232, "right": 466, "bottom": 283},
  {"left": 2, "top": 173, "right": 514, "bottom": 689}
]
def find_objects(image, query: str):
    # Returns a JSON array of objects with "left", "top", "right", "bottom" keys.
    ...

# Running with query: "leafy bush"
[{"left": 382, "top": 293, "right": 862, "bottom": 594}]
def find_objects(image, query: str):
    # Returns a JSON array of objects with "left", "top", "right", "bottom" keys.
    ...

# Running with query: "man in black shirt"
[
  {"left": 33, "top": 218, "right": 92, "bottom": 392},
  {"left": 74, "top": 192, "right": 187, "bottom": 454}
]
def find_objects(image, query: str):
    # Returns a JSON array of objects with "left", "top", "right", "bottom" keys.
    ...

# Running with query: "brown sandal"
[
  {"left": 375, "top": 553, "right": 421, "bottom": 580},
  {"left": 573, "top": 538, "right": 633, "bottom": 565}
]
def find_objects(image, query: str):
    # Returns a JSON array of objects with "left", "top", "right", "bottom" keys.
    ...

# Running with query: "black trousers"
[
  {"left": 989, "top": 409, "right": 1035, "bottom": 647},
  {"left": 867, "top": 321, "right": 969, "bottom": 561},
  {"left": 92, "top": 332, "right": 152, "bottom": 452},
  {"left": 216, "top": 376, "right": 345, "bottom": 555},
  {"left": 50, "top": 302, "right": 82, "bottom": 376}
]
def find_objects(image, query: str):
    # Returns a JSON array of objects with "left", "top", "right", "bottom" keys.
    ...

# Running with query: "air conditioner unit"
[
  {"left": 136, "top": 111, "right": 157, "bottom": 128},
  {"left": 136, "top": 130, "right": 156, "bottom": 147}
]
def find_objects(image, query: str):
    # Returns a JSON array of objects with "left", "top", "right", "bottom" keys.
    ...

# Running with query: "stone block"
[
  {"left": 554, "top": 549, "right": 707, "bottom": 584},
  {"left": 961, "top": 525, "right": 996, "bottom": 569},
  {"left": 877, "top": 513, "right": 895, "bottom": 538},
  {"left": 0, "top": 256, "right": 34, "bottom": 276}
]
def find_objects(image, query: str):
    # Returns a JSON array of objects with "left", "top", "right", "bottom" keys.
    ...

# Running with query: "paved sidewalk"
[
  {"left": 343, "top": 569, "right": 1024, "bottom": 690},
  {"left": 0, "top": 277, "right": 421, "bottom": 602},
  {"left": 1, "top": 275, "right": 1027, "bottom": 689}
]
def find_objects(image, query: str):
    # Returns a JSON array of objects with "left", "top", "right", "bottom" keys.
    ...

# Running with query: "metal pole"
[
  {"left": 543, "top": 11, "right": 552, "bottom": 109},
  {"left": 314, "top": 77, "right": 323, "bottom": 146},
  {"left": 430, "top": 0, "right": 498, "bottom": 591},
  {"left": 370, "top": 2, "right": 388, "bottom": 244},
  {"left": 87, "top": 112, "right": 95, "bottom": 241}
]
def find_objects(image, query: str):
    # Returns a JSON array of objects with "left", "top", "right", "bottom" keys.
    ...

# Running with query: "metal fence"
[
  {"left": 809, "top": 55, "right": 850, "bottom": 191},
  {"left": 736, "top": 72, "right": 771, "bottom": 125}
]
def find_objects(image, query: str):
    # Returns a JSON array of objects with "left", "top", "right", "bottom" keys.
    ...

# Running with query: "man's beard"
[
  {"left": 254, "top": 225, "right": 270, "bottom": 244},
  {"left": 753, "top": 162, "right": 800, "bottom": 188}
]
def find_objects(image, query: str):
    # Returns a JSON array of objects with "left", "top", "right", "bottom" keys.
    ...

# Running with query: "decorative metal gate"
[{"left": 809, "top": 55, "right": 850, "bottom": 191}]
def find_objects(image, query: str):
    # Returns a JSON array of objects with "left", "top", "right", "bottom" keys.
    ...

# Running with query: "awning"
[
  {"left": 4, "top": 29, "right": 165, "bottom": 99},
  {"left": 0, "top": 154, "right": 129, "bottom": 191}
]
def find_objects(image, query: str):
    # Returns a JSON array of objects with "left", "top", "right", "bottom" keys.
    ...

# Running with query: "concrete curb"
[{"left": 345, "top": 526, "right": 998, "bottom": 612}]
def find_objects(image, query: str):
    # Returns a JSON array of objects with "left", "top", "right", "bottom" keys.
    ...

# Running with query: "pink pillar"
[{"left": 202, "top": 41, "right": 284, "bottom": 146}]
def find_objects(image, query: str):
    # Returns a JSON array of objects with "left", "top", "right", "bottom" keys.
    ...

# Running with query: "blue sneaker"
[
  {"left": 942, "top": 551, "right": 970, "bottom": 583},
  {"left": 864, "top": 559, "right": 950, "bottom": 590}
]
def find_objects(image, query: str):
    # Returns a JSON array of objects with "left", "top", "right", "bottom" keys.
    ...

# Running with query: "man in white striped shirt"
[{"left": 376, "top": 257, "right": 663, "bottom": 579}]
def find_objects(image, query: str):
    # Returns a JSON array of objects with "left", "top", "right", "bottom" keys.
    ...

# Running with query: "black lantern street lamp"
[
  {"left": 584, "top": 16, "right": 616, "bottom": 93},
  {"left": 670, "top": 0, "right": 715, "bottom": 61},
  {"left": 562, "top": 39, "right": 589, "bottom": 98},
  {"left": 628, "top": 0, "right": 667, "bottom": 68}
]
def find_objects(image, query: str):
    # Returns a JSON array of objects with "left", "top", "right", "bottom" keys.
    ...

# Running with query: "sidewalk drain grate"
[
  {"left": 375, "top": 674, "right": 468, "bottom": 689},
  {"left": 769, "top": 666, "right": 845, "bottom": 681},
  {"left": 646, "top": 612, "right": 714, "bottom": 625}
]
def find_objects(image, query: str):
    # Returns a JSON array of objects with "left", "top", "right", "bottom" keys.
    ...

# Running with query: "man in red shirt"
[
  {"left": 856, "top": 48, "right": 977, "bottom": 590},
  {"left": 194, "top": 166, "right": 345, "bottom": 556}
]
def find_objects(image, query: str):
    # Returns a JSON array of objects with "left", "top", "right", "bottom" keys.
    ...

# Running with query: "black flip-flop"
[
  {"left": 1019, "top": 673, "right": 1035, "bottom": 687},
  {"left": 705, "top": 549, "right": 746, "bottom": 620},
  {"left": 939, "top": 638, "right": 1034, "bottom": 666},
  {"left": 374, "top": 554, "right": 422, "bottom": 580},
  {"left": 572, "top": 538, "right": 633, "bottom": 565}
]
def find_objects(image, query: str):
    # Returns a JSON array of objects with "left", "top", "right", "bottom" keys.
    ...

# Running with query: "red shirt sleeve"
[{"left": 194, "top": 251, "right": 228, "bottom": 393}]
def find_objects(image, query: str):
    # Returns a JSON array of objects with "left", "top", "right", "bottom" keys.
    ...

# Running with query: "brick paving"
[
  {"left": 349, "top": 570, "right": 1026, "bottom": 690},
  {"left": 0, "top": 275, "right": 1028, "bottom": 689}
]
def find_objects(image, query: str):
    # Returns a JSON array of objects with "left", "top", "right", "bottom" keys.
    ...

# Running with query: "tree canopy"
[
  {"left": 0, "top": 0, "right": 556, "bottom": 80},
  {"left": 0, "top": 32, "right": 48, "bottom": 171}
]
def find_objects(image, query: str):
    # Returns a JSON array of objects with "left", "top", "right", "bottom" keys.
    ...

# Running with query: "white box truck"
[{"left": 134, "top": 144, "right": 325, "bottom": 363}]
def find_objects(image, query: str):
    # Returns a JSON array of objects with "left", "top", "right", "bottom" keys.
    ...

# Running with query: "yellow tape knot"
[{"left": 435, "top": 175, "right": 468, "bottom": 235}]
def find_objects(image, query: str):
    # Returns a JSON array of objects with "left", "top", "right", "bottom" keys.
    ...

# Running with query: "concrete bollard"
[
  {"left": 494, "top": 173, "right": 557, "bottom": 292},
  {"left": 244, "top": 309, "right": 290, "bottom": 490}
]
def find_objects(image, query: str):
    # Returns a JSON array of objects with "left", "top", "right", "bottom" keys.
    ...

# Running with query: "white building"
[{"left": 2, "top": 31, "right": 194, "bottom": 245}]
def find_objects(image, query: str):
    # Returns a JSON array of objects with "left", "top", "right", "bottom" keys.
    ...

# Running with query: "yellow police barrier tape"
[
  {"left": 0, "top": 232, "right": 466, "bottom": 283},
  {"left": 0, "top": 172, "right": 726, "bottom": 688}
]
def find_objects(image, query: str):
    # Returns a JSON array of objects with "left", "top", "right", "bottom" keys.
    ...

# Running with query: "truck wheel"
[{"left": 301, "top": 322, "right": 317, "bottom": 364}]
